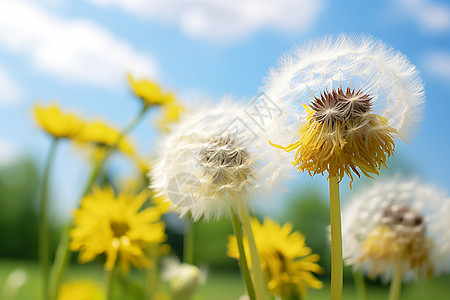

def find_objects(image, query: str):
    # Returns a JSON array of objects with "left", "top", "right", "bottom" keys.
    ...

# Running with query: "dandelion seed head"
[
  {"left": 151, "top": 100, "right": 292, "bottom": 221},
  {"left": 342, "top": 177, "right": 450, "bottom": 282},
  {"left": 265, "top": 34, "right": 424, "bottom": 184}
]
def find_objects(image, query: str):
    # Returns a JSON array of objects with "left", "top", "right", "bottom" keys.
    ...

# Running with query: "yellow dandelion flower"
[
  {"left": 34, "top": 103, "right": 84, "bottom": 139},
  {"left": 58, "top": 281, "right": 103, "bottom": 300},
  {"left": 76, "top": 121, "right": 136, "bottom": 157},
  {"left": 227, "top": 218, "right": 324, "bottom": 299},
  {"left": 156, "top": 100, "right": 186, "bottom": 132},
  {"left": 70, "top": 186, "right": 166, "bottom": 273},
  {"left": 127, "top": 74, "right": 174, "bottom": 107}
]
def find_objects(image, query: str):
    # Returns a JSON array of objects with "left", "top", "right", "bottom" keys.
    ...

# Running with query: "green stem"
[
  {"left": 329, "top": 175, "right": 343, "bottom": 300},
  {"left": 183, "top": 216, "right": 194, "bottom": 264},
  {"left": 353, "top": 269, "right": 367, "bottom": 300},
  {"left": 49, "top": 105, "right": 150, "bottom": 299},
  {"left": 231, "top": 209, "right": 256, "bottom": 300},
  {"left": 105, "top": 269, "right": 114, "bottom": 300},
  {"left": 145, "top": 244, "right": 160, "bottom": 300},
  {"left": 38, "top": 138, "right": 58, "bottom": 300},
  {"left": 239, "top": 203, "right": 269, "bottom": 300},
  {"left": 48, "top": 226, "right": 71, "bottom": 300},
  {"left": 388, "top": 262, "right": 403, "bottom": 300}
]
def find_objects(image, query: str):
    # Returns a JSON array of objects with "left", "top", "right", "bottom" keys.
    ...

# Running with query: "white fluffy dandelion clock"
[
  {"left": 264, "top": 34, "right": 425, "bottom": 300},
  {"left": 265, "top": 34, "right": 425, "bottom": 183},
  {"left": 150, "top": 100, "right": 291, "bottom": 221},
  {"left": 342, "top": 177, "right": 450, "bottom": 282}
]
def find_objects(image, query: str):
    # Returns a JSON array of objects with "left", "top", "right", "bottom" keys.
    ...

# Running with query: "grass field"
[{"left": 1, "top": 259, "right": 449, "bottom": 300}]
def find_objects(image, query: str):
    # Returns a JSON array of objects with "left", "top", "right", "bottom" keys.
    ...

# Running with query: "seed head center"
[{"left": 310, "top": 87, "right": 372, "bottom": 123}]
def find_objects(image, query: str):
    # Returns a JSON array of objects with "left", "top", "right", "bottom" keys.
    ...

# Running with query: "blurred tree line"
[
  {"left": 0, "top": 156, "right": 331, "bottom": 274},
  {"left": 0, "top": 158, "right": 40, "bottom": 259},
  {"left": 1, "top": 154, "right": 414, "bottom": 282}
]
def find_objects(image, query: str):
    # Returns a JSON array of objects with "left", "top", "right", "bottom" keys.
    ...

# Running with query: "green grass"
[{"left": 1, "top": 259, "right": 449, "bottom": 300}]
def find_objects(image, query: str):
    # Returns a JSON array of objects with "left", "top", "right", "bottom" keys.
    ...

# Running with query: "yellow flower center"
[
  {"left": 361, "top": 204, "right": 434, "bottom": 277},
  {"left": 110, "top": 221, "right": 130, "bottom": 237},
  {"left": 270, "top": 87, "right": 397, "bottom": 185}
]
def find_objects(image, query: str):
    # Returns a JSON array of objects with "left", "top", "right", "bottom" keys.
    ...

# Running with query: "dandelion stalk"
[
  {"left": 48, "top": 226, "right": 71, "bottom": 300},
  {"left": 329, "top": 175, "right": 343, "bottom": 300},
  {"left": 49, "top": 105, "right": 150, "bottom": 299},
  {"left": 145, "top": 244, "right": 160, "bottom": 300},
  {"left": 388, "top": 262, "right": 403, "bottom": 300},
  {"left": 183, "top": 216, "right": 195, "bottom": 264},
  {"left": 231, "top": 209, "right": 256, "bottom": 300},
  {"left": 239, "top": 202, "right": 269, "bottom": 300},
  {"left": 353, "top": 269, "right": 367, "bottom": 300},
  {"left": 105, "top": 268, "right": 114, "bottom": 300},
  {"left": 38, "top": 137, "right": 58, "bottom": 300}
]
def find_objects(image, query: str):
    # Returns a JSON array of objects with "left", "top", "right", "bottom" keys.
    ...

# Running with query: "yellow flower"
[
  {"left": 227, "top": 218, "right": 324, "bottom": 298},
  {"left": 76, "top": 121, "right": 136, "bottom": 157},
  {"left": 34, "top": 103, "right": 84, "bottom": 139},
  {"left": 58, "top": 281, "right": 103, "bottom": 300},
  {"left": 70, "top": 186, "right": 167, "bottom": 273},
  {"left": 156, "top": 100, "right": 186, "bottom": 132},
  {"left": 127, "top": 74, "right": 174, "bottom": 107},
  {"left": 270, "top": 94, "right": 396, "bottom": 185}
]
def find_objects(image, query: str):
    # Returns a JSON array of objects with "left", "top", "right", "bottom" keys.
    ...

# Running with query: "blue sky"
[{"left": 0, "top": 0, "right": 449, "bottom": 219}]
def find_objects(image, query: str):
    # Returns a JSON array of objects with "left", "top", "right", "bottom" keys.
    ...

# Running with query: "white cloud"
[
  {"left": 0, "top": 0, "right": 158, "bottom": 87},
  {"left": 86, "top": 0, "right": 324, "bottom": 42},
  {"left": 0, "top": 64, "right": 22, "bottom": 105},
  {"left": 394, "top": 0, "right": 450, "bottom": 32},
  {"left": 423, "top": 51, "right": 450, "bottom": 81}
]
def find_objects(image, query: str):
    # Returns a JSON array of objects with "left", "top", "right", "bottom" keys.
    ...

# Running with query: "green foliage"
[
  {"left": 192, "top": 218, "right": 236, "bottom": 270},
  {"left": 0, "top": 159, "right": 40, "bottom": 259},
  {"left": 280, "top": 187, "right": 331, "bottom": 276}
]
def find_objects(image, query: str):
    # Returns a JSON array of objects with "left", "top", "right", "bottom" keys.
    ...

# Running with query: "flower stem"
[
  {"left": 49, "top": 105, "right": 150, "bottom": 299},
  {"left": 48, "top": 226, "right": 71, "bottom": 300},
  {"left": 183, "top": 216, "right": 195, "bottom": 264},
  {"left": 329, "top": 175, "right": 343, "bottom": 300},
  {"left": 38, "top": 138, "right": 58, "bottom": 300},
  {"left": 353, "top": 269, "right": 367, "bottom": 300},
  {"left": 105, "top": 268, "right": 114, "bottom": 300},
  {"left": 389, "top": 262, "right": 403, "bottom": 300},
  {"left": 239, "top": 203, "right": 269, "bottom": 300},
  {"left": 231, "top": 209, "right": 256, "bottom": 300},
  {"left": 145, "top": 244, "right": 160, "bottom": 300}
]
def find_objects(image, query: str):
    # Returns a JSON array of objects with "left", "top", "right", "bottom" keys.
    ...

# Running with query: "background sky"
[{"left": 0, "top": 0, "right": 449, "bottom": 220}]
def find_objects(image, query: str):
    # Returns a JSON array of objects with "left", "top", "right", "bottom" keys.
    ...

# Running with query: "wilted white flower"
[
  {"left": 162, "top": 256, "right": 207, "bottom": 300},
  {"left": 342, "top": 177, "right": 450, "bottom": 282},
  {"left": 151, "top": 100, "right": 291, "bottom": 221},
  {"left": 264, "top": 34, "right": 425, "bottom": 183}
]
